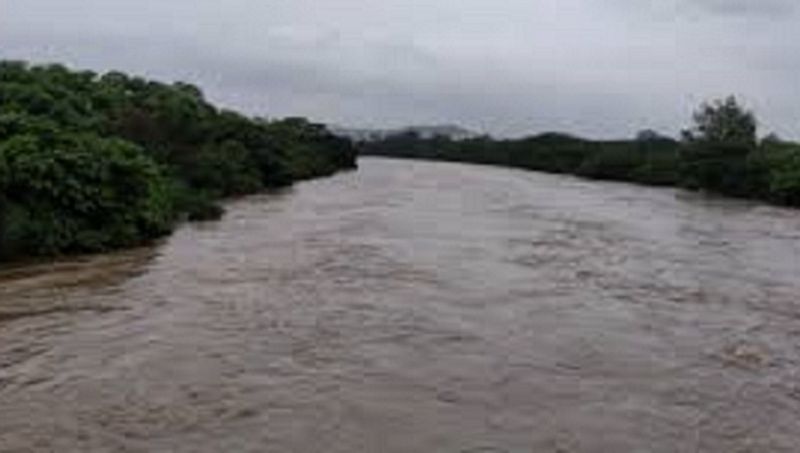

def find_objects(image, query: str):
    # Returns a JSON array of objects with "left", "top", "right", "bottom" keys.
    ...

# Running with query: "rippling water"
[{"left": 1, "top": 157, "right": 800, "bottom": 452}]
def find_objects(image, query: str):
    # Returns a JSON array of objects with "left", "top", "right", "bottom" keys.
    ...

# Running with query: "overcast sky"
[{"left": 2, "top": 0, "right": 799, "bottom": 138}]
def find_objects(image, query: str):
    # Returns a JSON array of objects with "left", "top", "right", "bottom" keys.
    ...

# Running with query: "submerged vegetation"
[
  {"left": 362, "top": 96, "right": 800, "bottom": 207},
  {"left": 0, "top": 61, "right": 356, "bottom": 261}
]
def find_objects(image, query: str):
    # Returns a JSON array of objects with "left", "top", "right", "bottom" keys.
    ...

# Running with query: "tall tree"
[
  {"left": 680, "top": 96, "right": 757, "bottom": 194},
  {"left": 682, "top": 96, "right": 756, "bottom": 146}
]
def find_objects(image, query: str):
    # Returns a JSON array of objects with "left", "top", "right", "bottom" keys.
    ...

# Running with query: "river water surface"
[{"left": 1, "top": 157, "right": 800, "bottom": 452}]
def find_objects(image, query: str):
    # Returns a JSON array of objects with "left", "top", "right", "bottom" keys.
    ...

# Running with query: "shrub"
[{"left": 0, "top": 133, "right": 175, "bottom": 257}]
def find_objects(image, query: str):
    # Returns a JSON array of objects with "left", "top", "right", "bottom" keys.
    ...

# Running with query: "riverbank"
[
  {"left": 360, "top": 99, "right": 800, "bottom": 208},
  {"left": 361, "top": 139, "right": 800, "bottom": 208},
  {"left": 0, "top": 61, "right": 357, "bottom": 264}
]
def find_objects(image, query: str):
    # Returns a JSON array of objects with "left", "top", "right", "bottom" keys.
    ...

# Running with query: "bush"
[
  {"left": 175, "top": 140, "right": 263, "bottom": 196},
  {"left": 576, "top": 145, "right": 644, "bottom": 181},
  {"left": 0, "top": 133, "right": 175, "bottom": 257},
  {"left": 0, "top": 61, "right": 357, "bottom": 261},
  {"left": 169, "top": 181, "right": 225, "bottom": 221},
  {"left": 764, "top": 145, "right": 800, "bottom": 205}
]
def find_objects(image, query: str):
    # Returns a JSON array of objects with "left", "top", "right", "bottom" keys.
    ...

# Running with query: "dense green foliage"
[
  {"left": 362, "top": 97, "right": 800, "bottom": 208},
  {"left": 361, "top": 131, "right": 682, "bottom": 186},
  {"left": 0, "top": 61, "right": 356, "bottom": 261}
]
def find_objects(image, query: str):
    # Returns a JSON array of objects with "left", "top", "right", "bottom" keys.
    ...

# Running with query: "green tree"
[
  {"left": 0, "top": 133, "right": 175, "bottom": 257},
  {"left": 682, "top": 96, "right": 756, "bottom": 146},
  {"left": 680, "top": 96, "right": 757, "bottom": 194},
  {"left": 0, "top": 60, "right": 357, "bottom": 261}
]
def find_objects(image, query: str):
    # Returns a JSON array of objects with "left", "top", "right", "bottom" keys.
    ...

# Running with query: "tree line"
[
  {"left": 0, "top": 61, "right": 357, "bottom": 262},
  {"left": 361, "top": 96, "right": 800, "bottom": 207}
]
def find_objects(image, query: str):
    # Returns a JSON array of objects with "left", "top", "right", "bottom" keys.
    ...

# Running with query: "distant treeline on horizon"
[
  {"left": 0, "top": 61, "right": 357, "bottom": 262},
  {"left": 360, "top": 97, "right": 800, "bottom": 208}
]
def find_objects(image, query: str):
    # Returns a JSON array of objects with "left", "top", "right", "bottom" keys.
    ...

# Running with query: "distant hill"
[{"left": 332, "top": 125, "right": 480, "bottom": 142}]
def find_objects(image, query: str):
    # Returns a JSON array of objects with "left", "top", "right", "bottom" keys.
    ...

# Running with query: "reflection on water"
[{"left": 1, "top": 158, "right": 799, "bottom": 452}]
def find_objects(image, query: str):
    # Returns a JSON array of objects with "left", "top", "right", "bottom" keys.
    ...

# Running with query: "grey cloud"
[
  {"left": 687, "top": 0, "right": 794, "bottom": 16},
  {"left": 1, "top": 0, "right": 800, "bottom": 138}
]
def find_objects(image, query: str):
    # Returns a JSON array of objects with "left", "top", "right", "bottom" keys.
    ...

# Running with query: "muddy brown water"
[{"left": 1, "top": 157, "right": 800, "bottom": 452}]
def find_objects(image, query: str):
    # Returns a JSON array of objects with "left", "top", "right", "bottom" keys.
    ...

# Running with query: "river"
[{"left": 1, "top": 157, "right": 799, "bottom": 452}]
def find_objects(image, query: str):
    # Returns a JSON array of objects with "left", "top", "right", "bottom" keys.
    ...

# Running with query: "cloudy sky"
[{"left": 2, "top": 0, "right": 799, "bottom": 138}]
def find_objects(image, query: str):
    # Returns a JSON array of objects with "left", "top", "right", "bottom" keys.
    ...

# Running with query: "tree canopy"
[
  {"left": 0, "top": 61, "right": 356, "bottom": 261},
  {"left": 683, "top": 96, "right": 757, "bottom": 147}
]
